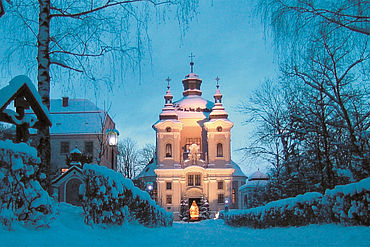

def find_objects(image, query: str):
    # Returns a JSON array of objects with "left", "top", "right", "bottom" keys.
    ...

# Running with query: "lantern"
[{"left": 106, "top": 129, "right": 119, "bottom": 146}]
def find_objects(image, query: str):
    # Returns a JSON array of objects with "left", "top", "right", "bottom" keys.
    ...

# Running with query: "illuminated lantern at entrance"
[{"left": 189, "top": 200, "right": 199, "bottom": 220}]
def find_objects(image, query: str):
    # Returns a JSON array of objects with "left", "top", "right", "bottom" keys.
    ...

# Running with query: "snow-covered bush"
[
  {"left": 0, "top": 140, "right": 54, "bottom": 230},
  {"left": 199, "top": 197, "right": 210, "bottom": 220},
  {"left": 80, "top": 164, "right": 172, "bottom": 227},
  {"left": 223, "top": 178, "right": 369, "bottom": 228},
  {"left": 323, "top": 178, "right": 369, "bottom": 225}
]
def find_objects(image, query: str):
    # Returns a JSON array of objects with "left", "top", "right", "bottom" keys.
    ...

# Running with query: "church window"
[
  {"left": 217, "top": 126, "right": 222, "bottom": 132},
  {"left": 218, "top": 194, "right": 224, "bottom": 204},
  {"left": 166, "top": 127, "right": 171, "bottom": 132},
  {"left": 232, "top": 188, "right": 236, "bottom": 204},
  {"left": 165, "top": 144, "right": 172, "bottom": 158},
  {"left": 188, "top": 175, "right": 194, "bottom": 186},
  {"left": 166, "top": 182, "right": 172, "bottom": 190},
  {"left": 166, "top": 195, "right": 172, "bottom": 204},
  {"left": 195, "top": 174, "right": 201, "bottom": 186},
  {"left": 217, "top": 143, "right": 223, "bottom": 157},
  {"left": 218, "top": 181, "right": 224, "bottom": 190}
]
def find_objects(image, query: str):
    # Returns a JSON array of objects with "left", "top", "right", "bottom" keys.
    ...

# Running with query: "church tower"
[{"left": 139, "top": 59, "right": 246, "bottom": 219}]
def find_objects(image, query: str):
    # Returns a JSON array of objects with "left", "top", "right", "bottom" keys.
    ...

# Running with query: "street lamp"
[
  {"left": 146, "top": 182, "right": 153, "bottom": 192},
  {"left": 106, "top": 129, "right": 119, "bottom": 146},
  {"left": 224, "top": 197, "right": 229, "bottom": 212}
]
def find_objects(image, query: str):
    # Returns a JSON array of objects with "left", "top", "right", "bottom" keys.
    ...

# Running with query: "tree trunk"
[{"left": 36, "top": 0, "right": 51, "bottom": 191}]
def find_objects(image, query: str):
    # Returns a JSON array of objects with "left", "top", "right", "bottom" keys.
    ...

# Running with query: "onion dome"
[
  {"left": 159, "top": 78, "right": 178, "bottom": 120},
  {"left": 209, "top": 77, "right": 228, "bottom": 119}
]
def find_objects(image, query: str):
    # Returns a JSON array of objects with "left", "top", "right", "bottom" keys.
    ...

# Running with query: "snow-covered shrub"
[
  {"left": 179, "top": 199, "right": 189, "bottom": 221},
  {"left": 0, "top": 140, "right": 54, "bottom": 229},
  {"left": 80, "top": 164, "right": 172, "bottom": 227},
  {"left": 199, "top": 197, "right": 210, "bottom": 220},
  {"left": 223, "top": 192, "right": 324, "bottom": 228},
  {"left": 323, "top": 178, "right": 369, "bottom": 225},
  {"left": 223, "top": 178, "right": 369, "bottom": 228}
]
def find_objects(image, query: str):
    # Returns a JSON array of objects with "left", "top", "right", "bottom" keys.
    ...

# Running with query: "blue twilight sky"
[{"left": 1, "top": 0, "right": 278, "bottom": 175}]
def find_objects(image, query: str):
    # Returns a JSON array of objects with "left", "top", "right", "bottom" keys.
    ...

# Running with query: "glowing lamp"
[
  {"left": 106, "top": 129, "right": 119, "bottom": 146},
  {"left": 146, "top": 183, "right": 153, "bottom": 191},
  {"left": 224, "top": 198, "right": 229, "bottom": 204}
]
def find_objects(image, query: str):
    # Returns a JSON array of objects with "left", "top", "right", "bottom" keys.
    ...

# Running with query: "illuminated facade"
[{"left": 137, "top": 64, "right": 246, "bottom": 219}]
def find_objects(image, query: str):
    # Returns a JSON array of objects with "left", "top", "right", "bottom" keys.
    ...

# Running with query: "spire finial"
[
  {"left": 215, "top": 76, "right": 220, "bottom": 88},
  {"left": 165, "top": 76, "right": 171, "bottom": 89},
  {"left": 189, "top": 52, "right": 195, "bottom": 73}
]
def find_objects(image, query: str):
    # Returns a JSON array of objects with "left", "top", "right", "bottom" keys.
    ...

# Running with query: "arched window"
[
  {"left": 217, "top": 143, "right": 223, "bottom": 157},
  {"left": 232, "top": 188, "right": 236, "bottom": 204},
  {"left": 165, "top": 143, "right": 172, "bottom": 158}
]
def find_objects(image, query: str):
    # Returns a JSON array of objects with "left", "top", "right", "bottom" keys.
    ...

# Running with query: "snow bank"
[
  {"left": 222, "top": 178, "right": 370, "bottom": 228},
  {"left": 80, "top": 164, "right": 172, "bottom": 227},
  {"left": 0, "top": 140, "right": 55, "bottom": 230}
]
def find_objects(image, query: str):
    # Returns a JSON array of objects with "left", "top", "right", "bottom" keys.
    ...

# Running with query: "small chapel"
[{"left": 136, "top": 60, "right": 247, "bottom": 219}]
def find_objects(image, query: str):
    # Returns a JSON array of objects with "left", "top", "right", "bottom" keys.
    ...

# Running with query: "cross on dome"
[
  {"left": 215, "top": 76, "right": 220, "bottom": 89},
  {"left": 189, "top": 52, "right": 195, "bottom": 73},
  {"left": 165, "top": 76, "right": 171, "bottom": 90}
]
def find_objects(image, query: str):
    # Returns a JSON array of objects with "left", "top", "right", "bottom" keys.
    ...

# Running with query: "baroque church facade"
[{"left": 137, "top": 63, "right": 246, "bottom": 219}]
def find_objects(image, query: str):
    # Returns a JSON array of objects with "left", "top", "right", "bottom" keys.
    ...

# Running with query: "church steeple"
[
  {"left": 160, "top": 77, "right": 178, "bottom": 120},
  {"left": 209, "top": 76, "right": 228, "bottom": 119},
  {"left": 182, "top": 53, "right": 202, "bottom": 97}
]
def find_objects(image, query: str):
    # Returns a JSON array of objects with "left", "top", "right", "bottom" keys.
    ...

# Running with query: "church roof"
[
  {"left": 231, "top": 160, "right": 247, "bottom": 178},
  {"left": 173, "top": 95, "right": 214, "bottom": 119},
  {"left": 135, "top": 157, "right": 157, "bottom": 179}
]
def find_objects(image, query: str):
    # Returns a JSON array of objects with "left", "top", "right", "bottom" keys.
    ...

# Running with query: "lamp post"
[
  {"left": 106, "top": 129, "right": 119, "bottom": 147},
  {"left": 146, "top": 182, "right": 153, "bottom": 198},
  {"left": 224, "top": 197, "right": 229, "bottom": 212},
  {"left": 106, "top": 129, "right": 119, "bottom": 170}
]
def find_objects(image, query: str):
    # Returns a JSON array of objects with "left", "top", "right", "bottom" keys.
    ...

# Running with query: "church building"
[{"left": 137, "top": 61, "right": 246, "bottom": 219}]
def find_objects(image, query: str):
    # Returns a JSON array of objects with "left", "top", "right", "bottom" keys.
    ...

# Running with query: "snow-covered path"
[{"left": 0, "top": 203, "right": 369, "bottom": 247}]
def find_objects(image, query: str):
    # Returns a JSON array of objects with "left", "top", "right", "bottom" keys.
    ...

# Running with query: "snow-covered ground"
[{"left": 0, "top": 203, "right": 369, "bottom": 247}]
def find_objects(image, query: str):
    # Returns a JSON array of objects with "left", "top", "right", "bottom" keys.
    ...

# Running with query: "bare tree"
[
  {"left": 117, "top": 137, "right": 139, "bottom": 179},
  {"left": 0, "top": 0, "right": 198, "bottom": 188},
  {"left": 138, "top": 143, "right": 155, "bottom": 166}
]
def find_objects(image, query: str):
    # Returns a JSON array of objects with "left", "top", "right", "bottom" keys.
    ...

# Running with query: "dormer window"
[
  {"left": 217, "top": 143, "right": 223, "bottom": 157},
  {"left": 165, "top": 143, "right": 172, "bottom": 158}
]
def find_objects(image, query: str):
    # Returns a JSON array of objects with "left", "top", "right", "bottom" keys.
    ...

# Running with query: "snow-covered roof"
[
  {"left": 27, "top": 98, "right": 106, "bottom": 135},
  {"left": 173, "top": 95, "right": 214, "bottom": 119},
  {"left": 231, "top": 160, "right": 247, "bottom": 178},
  {"left": 50, "top": 98, "right": 100, "bottom": 113},
  {"left": 249, "top": 170, "right": 269, "bottom": 181},
  {"left": 71, "top": 147, "right": 81, "bottom": 154},
  {"left": 51, "top": 111, "right": 105, "bottom": 134},
  {"left": 239, "top": 179, "right": 269, "bottom": 191},
  {"left": 0, "top": 75, "right": 51, "bottom": 127},
  {"left": 135, "top": 157, "right": 157, "bottom": 179}
]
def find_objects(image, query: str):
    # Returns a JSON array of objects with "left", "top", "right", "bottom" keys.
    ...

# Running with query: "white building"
[
  {"left": 30, "top": 97, "right": 118, "bottom": 177},
  {"left": 137, "top": 64, "right": 247, "bottom": 219}
]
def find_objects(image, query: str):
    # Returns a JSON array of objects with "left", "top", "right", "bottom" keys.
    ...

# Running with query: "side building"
[
  {"left": 48, "top": 97, "right": 118, "bottom": 176},
  {"left": 137, "top": 64, "right": 247, "bottom": 219}
]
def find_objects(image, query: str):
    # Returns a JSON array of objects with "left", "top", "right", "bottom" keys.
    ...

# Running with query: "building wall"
[{"left": 50, "top": 114, "right": 117, "bottom": 177}]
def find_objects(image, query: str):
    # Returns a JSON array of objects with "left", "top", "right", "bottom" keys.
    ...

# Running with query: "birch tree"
[{"left": 0, "top": 0, "right": 197, "bottom": 189}]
